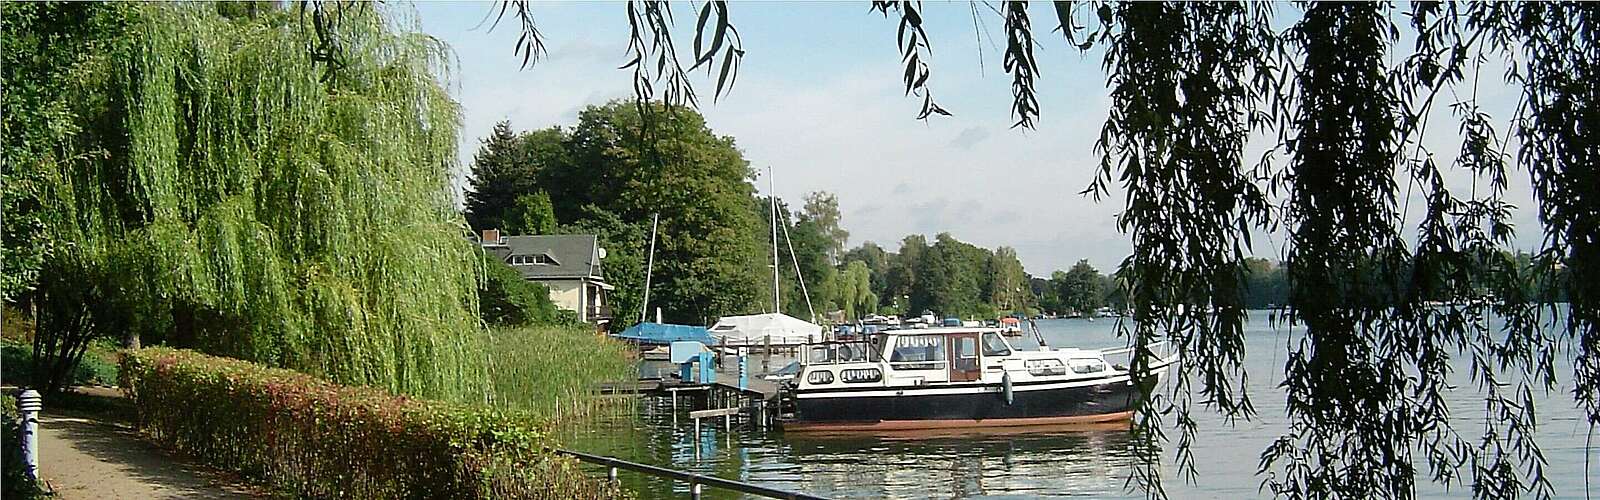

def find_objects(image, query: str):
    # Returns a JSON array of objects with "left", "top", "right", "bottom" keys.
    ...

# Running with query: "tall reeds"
[{"left": 484, "top": 326, "right": 638, "bottom": 422}]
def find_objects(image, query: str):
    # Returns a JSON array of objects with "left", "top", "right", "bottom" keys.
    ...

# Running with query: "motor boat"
[{"left": 777, "top": 327, "right": 1175, "bottom": 431}]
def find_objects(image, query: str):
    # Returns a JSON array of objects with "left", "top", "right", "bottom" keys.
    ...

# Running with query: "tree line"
[{"left": 469, "top": 107, "right": 1336, "bottom": 324}]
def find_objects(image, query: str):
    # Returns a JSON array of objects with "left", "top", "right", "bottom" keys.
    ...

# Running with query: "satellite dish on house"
[{"left": 597, "top": 247, "right": 607, "bottom": 259}]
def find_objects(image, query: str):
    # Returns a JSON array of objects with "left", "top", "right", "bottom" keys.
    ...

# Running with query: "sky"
[{"left": 410, "top": 1, "right": 1543, "bottom": 276}]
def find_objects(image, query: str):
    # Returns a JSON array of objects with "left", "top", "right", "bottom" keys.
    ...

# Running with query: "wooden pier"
[{"left": 608, "top": 350, "right": 791, "bottom": 430}]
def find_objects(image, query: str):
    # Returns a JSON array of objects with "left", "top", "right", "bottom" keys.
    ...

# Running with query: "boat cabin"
[{"left": 793, "top": 327, "right": 1115, "bottom": 390}]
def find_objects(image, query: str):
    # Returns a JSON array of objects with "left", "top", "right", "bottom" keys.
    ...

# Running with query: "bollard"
[
  {"left": 608, "top": 466, "right": 618, "bottom": 482},
  {"left": 19, "top": 389, "right": 42, "bottom": 481}
]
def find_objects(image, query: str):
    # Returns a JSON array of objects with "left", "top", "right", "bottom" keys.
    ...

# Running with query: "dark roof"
[{"left": 483, "top": 234, "right": 605, "bottom": 281}]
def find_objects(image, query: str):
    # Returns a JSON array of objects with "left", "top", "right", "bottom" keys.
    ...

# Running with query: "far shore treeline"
[{"left": 465, "top": 105, "right": 1564, "bottom": 329}]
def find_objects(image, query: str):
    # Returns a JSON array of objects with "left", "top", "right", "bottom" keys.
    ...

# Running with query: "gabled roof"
[{"left": 483, "top": 234, "right": 605, "bottom": 281}]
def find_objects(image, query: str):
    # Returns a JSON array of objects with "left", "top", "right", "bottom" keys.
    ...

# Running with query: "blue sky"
[{"left": 411, "top": 1, "right": 1542, "bottom": 275}]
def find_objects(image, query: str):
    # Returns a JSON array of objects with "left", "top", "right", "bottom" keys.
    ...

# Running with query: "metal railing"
[{"left": 554, "top": 448, "right": 829, "bottom": 500}]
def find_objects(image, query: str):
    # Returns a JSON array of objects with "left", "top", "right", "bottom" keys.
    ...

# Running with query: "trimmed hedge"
[{"left": 119, "top": 347, "right": 623, "bottom": 499}]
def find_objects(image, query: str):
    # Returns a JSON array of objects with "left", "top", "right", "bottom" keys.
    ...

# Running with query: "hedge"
[{"left": 119, "top": 347, "right": 624, "bottom": 499}]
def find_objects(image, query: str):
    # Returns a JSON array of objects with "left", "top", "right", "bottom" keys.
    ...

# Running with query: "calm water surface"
[{"left": 562, "top": 311, "right": 1597, "bottom": 499}]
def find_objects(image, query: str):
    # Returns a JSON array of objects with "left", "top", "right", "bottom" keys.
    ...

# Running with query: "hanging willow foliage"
[
  {"left": 28, "top": 3, "right": 485, "bottom": 401},
  {"left": 1506, "top": 2, "right": 1600, "bottom": 432},
  {"left": 1085, "top": 2, "right": 1275, "bottom": 495},
  {"left": 1264, "top": 3, "right": 1424, "bottom": 498},
  {"left": 468, "top": 1, "right": 1600, "bottom": 498}
]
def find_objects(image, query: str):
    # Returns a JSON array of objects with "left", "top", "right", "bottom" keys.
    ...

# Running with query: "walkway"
[{"left": 33, "top": 392, "right": 262, "bottom": 499}]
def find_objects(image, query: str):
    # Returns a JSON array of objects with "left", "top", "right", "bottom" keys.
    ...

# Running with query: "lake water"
[{"left": 562, "top": 311, "right": 1597, "bottom": 499}]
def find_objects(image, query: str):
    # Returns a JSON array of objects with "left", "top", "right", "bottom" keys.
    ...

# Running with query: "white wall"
[{"left": 542, "top": 279, "right": 584, "bottom": 318}]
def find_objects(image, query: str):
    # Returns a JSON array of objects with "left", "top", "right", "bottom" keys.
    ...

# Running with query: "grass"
[{"left": 483, "top": 326, "right": 637, "bottom": 421}]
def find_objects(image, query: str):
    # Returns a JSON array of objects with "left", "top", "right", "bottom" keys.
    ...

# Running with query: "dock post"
[
  {"left": 691, "top": 482, "right": 703, "bottom": 500},
  {"left": 738, "top": 348, "right": 748, "bottom": 391},
  {"left": 19, "top": 389, "right": 41, "bottom": 481},
  {"left": 725, "top": 412, "right": 732, "bottom": 432},
  {"left": 608, "top": 466, "right": 618, "bottom": 482},
  {"left": 693, "top": 415, "right": 700, "bottom": 440}
]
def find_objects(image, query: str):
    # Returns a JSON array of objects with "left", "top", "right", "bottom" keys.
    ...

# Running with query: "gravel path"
[{"left": 37, "top": 412, "right": 263, "bottom": 499}]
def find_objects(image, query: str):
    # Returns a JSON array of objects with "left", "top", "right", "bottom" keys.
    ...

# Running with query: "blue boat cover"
[{"left": 613, "top": 322, "right": 715, "bottom": 346}]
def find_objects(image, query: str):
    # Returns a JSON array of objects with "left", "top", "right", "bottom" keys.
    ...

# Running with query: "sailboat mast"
[
  {"left": 769, "top": 166, "right": 781, "bottom": 313},
  {"left": 780, "top": 209, "right": 818, "bottom": 322},
  {"left": 640, "top": 212, "right": 659, "bottom": 324}
]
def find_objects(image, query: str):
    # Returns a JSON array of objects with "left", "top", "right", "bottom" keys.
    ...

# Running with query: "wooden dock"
[{"left": 603, "top": 350, "right": 793, "bottom": 428}]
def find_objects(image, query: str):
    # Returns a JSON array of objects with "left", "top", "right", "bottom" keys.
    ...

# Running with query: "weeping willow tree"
[
  {"left": 7, "top": 2, "right": 485, "bottom": 400},
  {"left": 482, "top": 1, "right": 1598, "bottom": 499}
]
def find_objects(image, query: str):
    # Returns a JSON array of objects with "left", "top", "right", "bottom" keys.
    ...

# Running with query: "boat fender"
[{"left": 1002, "top": 372, "right": 1014, "bottom": 405}]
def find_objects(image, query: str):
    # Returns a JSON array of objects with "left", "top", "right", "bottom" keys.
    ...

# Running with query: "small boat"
[
  {"left": 777, "top": 327, "right": 1175, "bottom": 431},
  {"left": 998, "top": 316, "right": 1024, "bottom": 337}
]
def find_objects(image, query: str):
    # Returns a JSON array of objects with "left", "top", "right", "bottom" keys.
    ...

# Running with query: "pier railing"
[{"left": 553, "top": 448, "right": 829, "bottom": 500}]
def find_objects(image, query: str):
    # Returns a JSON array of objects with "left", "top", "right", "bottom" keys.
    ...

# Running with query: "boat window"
[
  {"left": 981, "top": 333, "right": 1011, "bottom": 357},
  {"left": 806, "top": 370, "right": 834, "bottom": 385},
  {"left": 1025, "top": 359, "right": 1067, "bottom": 376},
  {"left": 889, "top": 335, "right": 945, "bottom": 370},
  {"left": 840, "top": 368, "right": 882, "bottom": 383},
  {"left": 891, "top": 335, "right": 945, "bottom": 362},
  {"left": 1069, "top": 358, "right": 1108, "bottom": 374},
  {"left": 836, "top": 342, "right": 869, "bottom": 363},
  {"left": 955, "top": 336, "right": 978, "bottom": 359},
  {"left": 808, "top": 345, "right": 834, "bottom": 365}
]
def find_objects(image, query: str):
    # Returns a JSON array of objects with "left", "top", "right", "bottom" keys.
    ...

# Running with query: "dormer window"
[{"left": 510, "top": 253, "right": 558, "bottom": 266}]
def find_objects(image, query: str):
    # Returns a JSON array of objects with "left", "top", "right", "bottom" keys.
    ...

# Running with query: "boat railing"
[
  {"left": 887, "top": 360, "right": 946, "bottom": 371},
  {"left": 553, "top": 448, "right": 830, "bottom": 500},
  {"left": 1097, "top": 341, "right": 1174, "bottom": 367}
]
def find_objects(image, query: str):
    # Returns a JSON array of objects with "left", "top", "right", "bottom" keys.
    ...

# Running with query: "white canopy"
[{"left": 709, "top": 313, "right": 823, "bottom": 346}]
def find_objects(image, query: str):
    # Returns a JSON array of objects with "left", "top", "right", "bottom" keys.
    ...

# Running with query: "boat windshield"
[{"left": 981, "top": 332, "right": 1011, "bottom": 356}]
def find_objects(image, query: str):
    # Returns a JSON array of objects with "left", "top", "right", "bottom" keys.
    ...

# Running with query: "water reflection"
[
  {"left": 563, "top": 406, "right": 1143, "bottom": 499},
  {"left": 782, "top": 426, "right": 1138, "bottom": 499}
]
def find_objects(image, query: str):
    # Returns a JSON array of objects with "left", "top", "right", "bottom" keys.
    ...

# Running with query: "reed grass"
[{"left": 484, "top": 326, "right": 637, "bottom": 422}]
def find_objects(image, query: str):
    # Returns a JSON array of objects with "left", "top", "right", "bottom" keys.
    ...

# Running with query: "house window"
[{"left": 510, "top": 254, "right": 556, "bottom": 266}]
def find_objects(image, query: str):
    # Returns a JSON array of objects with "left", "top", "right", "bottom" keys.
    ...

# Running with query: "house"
[{"left": 479, "top": 229, "right": 614, "bottom": 325}]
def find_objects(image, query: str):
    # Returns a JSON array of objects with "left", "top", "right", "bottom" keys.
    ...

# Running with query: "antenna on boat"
[{"left": 640, "top": 212, "right": 659, "bottom": 324}]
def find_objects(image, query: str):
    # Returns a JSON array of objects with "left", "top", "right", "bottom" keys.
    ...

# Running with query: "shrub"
[
  {"left": 478, "top": 249, "right": 567, "bottom": 327},
  {"left": 2, "top": 339, "right": 119, "bottom": 388},
  {"left": 119, "top": 348, "right": 624, "bottom": 499}
]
